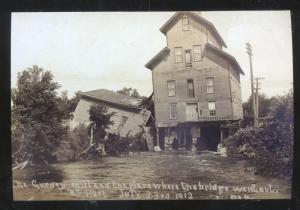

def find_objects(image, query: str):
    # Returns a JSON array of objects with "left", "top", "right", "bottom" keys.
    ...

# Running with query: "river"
[{"left": 13, "top": 150, "right": 291, "bottom": 200}]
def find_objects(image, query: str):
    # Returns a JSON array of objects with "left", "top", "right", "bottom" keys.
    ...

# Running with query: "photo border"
[{"left": 0, "top": 0, "right": 299, "bottom": 209}]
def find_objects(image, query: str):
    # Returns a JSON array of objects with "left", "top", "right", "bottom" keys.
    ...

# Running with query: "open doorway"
[{"left": 197, "top": 125, "right": 220, "bottom": 151}]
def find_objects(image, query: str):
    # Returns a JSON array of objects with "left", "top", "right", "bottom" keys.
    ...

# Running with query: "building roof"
[
  {"left": 80, "top": 89, "right": 143, "bottom": 109},
  {"left": 203, "top": 43, "right": 245, "bottom": 75},
  {"left": 160, "top": 12, "right": 227, "bottom": 48},
  {"left": 144, "top": 47, "right": 170, "bottom": 69},
  {"left": 145, "top": 43, "right": 244, "bottom": 75}
]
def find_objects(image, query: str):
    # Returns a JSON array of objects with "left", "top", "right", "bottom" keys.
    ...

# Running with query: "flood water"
[{"left": 13, "top": 150, "right": 291, "bottom": 200}]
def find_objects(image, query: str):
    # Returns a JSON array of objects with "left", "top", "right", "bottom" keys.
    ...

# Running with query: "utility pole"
[
  {"left": 246, "top": 43, "right": 257, "bottom": 127},
  {"left": 254, "top": 77, "right": 264, "bottom": 123}
]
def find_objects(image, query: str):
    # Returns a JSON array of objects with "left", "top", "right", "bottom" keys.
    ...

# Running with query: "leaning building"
[{"left": 145, "top": 12, "right": 244, "bottom": 150}]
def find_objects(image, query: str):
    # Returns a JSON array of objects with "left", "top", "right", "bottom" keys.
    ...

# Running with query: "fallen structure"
[{"left": 71, "top": 89, "right": 154, "bottom": 150}]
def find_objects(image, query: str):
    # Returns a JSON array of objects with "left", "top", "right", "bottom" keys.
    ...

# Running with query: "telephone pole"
[
  {"left": 246, "top": 43, "right": 257, "bottom": 127},
  {"left": 254, "top": 77, "right": 264, "bottom": 123}
]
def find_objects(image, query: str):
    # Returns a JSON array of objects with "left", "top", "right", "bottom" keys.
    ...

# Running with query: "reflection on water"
[{"left": 13, "top": 150, "right": 292, "bottom": 200}]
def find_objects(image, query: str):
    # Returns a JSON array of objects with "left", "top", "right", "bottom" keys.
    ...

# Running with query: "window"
[
  {"left": 186, "top": 103, "right": 198, "bottom": 121},
  {"left": 117, "top": 116, "right": 128, "bottom": 132},
  {"left": 185, "top": 50, "right": 192, "bottom": 67},
  {"left": 208, "top": 102, "right": 216, "bottom": 116},
  {"left": 167, "top": 80, "right": 176, "bottom": 96},
  {"left": 187, "top": 79, "right": 195, "bottom": 97},
  {"left": 174, "top": 47, "right": 183, "bottom": 63},
  {"left": 206, "top": 77, "right": 214, "bottom": 93},
  {"left": 182, "top": 17, "right": 189, "bottom": 31},
  {"left": 193, "top": 45, "right": 202, "bottom": 61},
  {"left": 169, "top": 104, "right": 177, "bottom": 119}
]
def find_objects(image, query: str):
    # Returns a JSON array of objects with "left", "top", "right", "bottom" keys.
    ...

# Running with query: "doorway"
[
  {"left": 177, "top": 127, "right": 192, "bottom": 149},
  {"left": 197, "top": 126, "right": 220, "bottom": 151}
]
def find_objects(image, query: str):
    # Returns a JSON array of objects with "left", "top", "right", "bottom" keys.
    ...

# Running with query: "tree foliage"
[
  {"left": 11, "top": 66, "right": 66, "bottom": 164},
  {"left": 240, "top": 91, "right": 293, "bottom": 128},
  {"left": 117, "top": 87, "right": 144, "bottom": 99},
  {"left": 224, "top": 90, "right": 294, "bottom": 177},
  {"left": 56, "top": 90, "right": 81, "bottom": 119},
  {"left": 223, "top": 120, "right": 293, "bottom": 177},
  {"left": 89, "top": 103, "right": 115, "bottom": 129},
  {"left": 12, "top": 65, "right": 61, "bottom": 124},
  {"left": 54, "top": 124, "right": 90, "bottom": 162},
  {"left": 89, "top": 103, "right": 115, "bottom": 142}
]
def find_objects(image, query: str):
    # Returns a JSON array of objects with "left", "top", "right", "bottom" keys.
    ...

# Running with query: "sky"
[{"left": 11, "top": 11, "right": 293, "bottom": 102}]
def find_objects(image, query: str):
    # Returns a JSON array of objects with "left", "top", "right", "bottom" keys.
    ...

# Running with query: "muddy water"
[{"left": 13, "top": 150, "right": 291, "bottom": 200}]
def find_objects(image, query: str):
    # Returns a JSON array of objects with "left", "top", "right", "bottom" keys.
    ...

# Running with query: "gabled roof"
[
  {"left": 80, "top": 89, "right": 143, "bottom": 109},
  {"left": 160, "top": 12, "right": 227, "bottom": 48},
  {"left": 203, "top": 43, "right": 244, "bottom": 75},
  {"left": 145, "top": 43, "right": 244, "bottom": 75},
  {"left": 144, "top": 47, "right": 170, "bottom": 69}
]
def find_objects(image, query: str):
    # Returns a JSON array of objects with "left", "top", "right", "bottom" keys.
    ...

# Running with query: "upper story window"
[
  {"left": 174, "top": 47, "right": 183, "bottom": 63},
  {"left": 193, "top": 45, "right": 202, "bottom": 61},
  {"left": 185, "top": 50, "right": 192, "bottom": 67},
  {"left": 167, "top": 80, "right": 176, "bottom": 97},
  {"left": 206, "top": 77, "right": 214, "bottom": 93},
  {"left": 208, "top": 102, "right": 216, "bottom": 116},
  {"left": 187, "top": 79, "right": 195, "bottom": 97},
  {"left": 169, "top": 103, "right": 177, "bottom": 119},
  {"left": 182, "top": 17, "right": 189, "bottom": 31}
]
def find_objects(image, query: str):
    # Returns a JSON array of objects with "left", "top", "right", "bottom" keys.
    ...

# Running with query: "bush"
[
  {"left": 104, "top": 134, "right": 129, "bottom": 156},
  {"left": 12, "top": 121, "right": 66, "bottom": 164},
  {"left": 54, "top": 124, "right": 90, "bottom": 162},
  {"left": 223, "top": 120, "right": 293, "bottom": 177},
  {"left": 104, "top": 129, "right": 148, "bottom": 156}
]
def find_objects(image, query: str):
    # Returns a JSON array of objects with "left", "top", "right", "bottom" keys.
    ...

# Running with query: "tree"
[
  {"left": 117, "top": 87, "right": 143, "bottom": 99},
  {"left": 11, "top": 65, "right": 66, "bottom": 164},
  {"left": 57, "top": 90, "right": 81, "bottom": 119},
  {"left": 224, "top": 90, "right": 294, "bottom": 177},
  {"left": 69, "top": 91, "right": 81, "bottom": 115},
  {"left": 270, "top": 89, "right": 293, "bottom": 124},
  {"left": 57, "top": 90, "right": 71, "bottom": 119},
  {"left": 241, "top": 94, "right": 280, "bottom": 128},
  {"left": 89, "top": 103, "right": 115, "bottom": 142}
]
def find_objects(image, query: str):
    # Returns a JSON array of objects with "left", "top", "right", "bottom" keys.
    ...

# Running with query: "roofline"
[
  {"left": 159, "top": 12, "right": 227, "bottom": 48},
  {"left": 204, "top": 43, "right": 245, "bottom": 75},
  {"left": 145, "top": 47, "right": 170, "bottom": 70},
  {"left": 80, "top": 92, "right": 143, "bottom": 110}
]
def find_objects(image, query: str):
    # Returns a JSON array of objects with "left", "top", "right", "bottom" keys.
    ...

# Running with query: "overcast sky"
[{"left": 11, "top": 11, "right": 293, "bottom": 101}]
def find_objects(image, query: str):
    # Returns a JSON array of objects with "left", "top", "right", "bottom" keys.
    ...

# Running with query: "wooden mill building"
[{"left": 145, "top": 12, "right": 244, "bottom": 150}]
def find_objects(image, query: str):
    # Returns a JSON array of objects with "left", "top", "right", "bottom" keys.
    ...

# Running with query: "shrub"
[
  {"left": 223, "top": 120, "right": 293, "bottom": 177},
  {"left": 104, "top": 134, "right": 129, "bottom": 156},
  {"left": 12, "top": 121, "right": 66, "bottom": 164},
  {"left": 54, "top": 124, "right": 90, "bottom": 162}
]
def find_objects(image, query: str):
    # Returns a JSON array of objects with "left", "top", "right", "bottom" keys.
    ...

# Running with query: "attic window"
[{"left": 182, "top": 17, "right": 189, "bottom": 31}]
